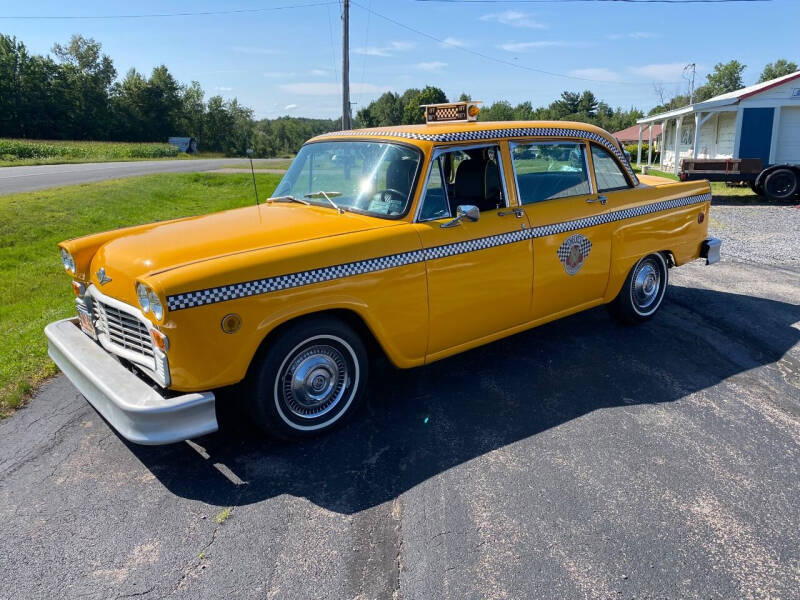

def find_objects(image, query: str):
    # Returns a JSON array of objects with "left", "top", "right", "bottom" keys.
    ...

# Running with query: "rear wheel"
[
  {"left": 248, "top": 316, "right": 368, "bottom": 439},
  {"left": 610, "top": 253, "right": 668, "bottom": 324},
  {"left": 764, "top": 168, "right": 798, "bottom": 202}
]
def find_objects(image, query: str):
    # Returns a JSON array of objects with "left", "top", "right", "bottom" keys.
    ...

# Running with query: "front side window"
[
  {"left": 418, "top": 145, "right": 506, "bottom": 220},
  {"left": 511, "top": 141, "right": 591, "bottom": 204},
  {"left": 274, "top": 141, "right": 421, "bottom": 218},
  {"left": 591, "top": 145, "right": 631, "bottom": 191}
]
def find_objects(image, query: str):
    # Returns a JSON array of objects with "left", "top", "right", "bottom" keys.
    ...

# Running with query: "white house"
[{"left": 635, "top": 71, "right": 800, "bottom": 174}]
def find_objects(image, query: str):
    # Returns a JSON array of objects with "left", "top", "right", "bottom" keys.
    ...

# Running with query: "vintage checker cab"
[{"left": 45, "top": 102, "right": 721, "bottom": 444}]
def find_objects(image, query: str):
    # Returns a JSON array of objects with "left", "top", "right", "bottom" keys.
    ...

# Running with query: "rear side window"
[
  {"left": 591, "top": 145, "right": 630, "bottom": 191},
  {"left": 511, "top": 142, "right": 591, "bottom": 204}
]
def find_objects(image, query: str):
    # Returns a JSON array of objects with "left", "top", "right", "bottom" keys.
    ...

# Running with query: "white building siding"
[
  {"left": 715, "top": 112, "right": 737, "bottom": 157},
  {"left": 776, "top": 106, "right": 800, "bottom": 164}
]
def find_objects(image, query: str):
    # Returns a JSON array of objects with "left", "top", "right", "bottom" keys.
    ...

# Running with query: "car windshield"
[{"left": 273, "top": 141, "right": 422, "bottom": 218}]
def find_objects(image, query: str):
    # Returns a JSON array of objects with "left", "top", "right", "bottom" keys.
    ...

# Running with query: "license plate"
[{"left": 76, "top": 303, "right": 96, "bottom": 338}]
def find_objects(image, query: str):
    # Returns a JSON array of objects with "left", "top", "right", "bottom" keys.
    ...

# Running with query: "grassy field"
[
  {"left": 0, "top": 172, "right": 282, "bottom": 417},
  {"left": 0, "top": 138, "right": 188, "bottom": 166}
]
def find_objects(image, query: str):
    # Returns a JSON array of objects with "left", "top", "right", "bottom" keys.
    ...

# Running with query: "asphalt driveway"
[
  {"left": 0, "top": 158, "right": 287, "bottom": 195},
  {"left": 0, "top": 202, "right": 798, "bottom": 599}
]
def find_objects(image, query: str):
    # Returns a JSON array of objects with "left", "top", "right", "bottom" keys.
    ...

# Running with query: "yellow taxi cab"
[{"left": 45, "top": 101, "right": 721, "bottom": 444}]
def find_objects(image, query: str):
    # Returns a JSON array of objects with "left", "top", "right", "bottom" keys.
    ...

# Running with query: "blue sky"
[{"left": 2, "top": 0, "right": 798, "bottom": 119}]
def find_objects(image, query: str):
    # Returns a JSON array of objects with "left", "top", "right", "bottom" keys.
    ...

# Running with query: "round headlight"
[
  {"left": 147, "top": 289, "right": 163, "bottom": 321},
  {"left": 60, "top": 248, "right": 75, "bottom": 273},
  {"left": 136, "top": 283, "right": 150, "bottom": 313}
]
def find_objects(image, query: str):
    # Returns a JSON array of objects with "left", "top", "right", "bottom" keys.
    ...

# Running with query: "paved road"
[
  {"left": 0, "top": 159, "right": 287, "bottom": 195},
  {"left": 1, "top": 206, "right": 798, "bottom": 599}
]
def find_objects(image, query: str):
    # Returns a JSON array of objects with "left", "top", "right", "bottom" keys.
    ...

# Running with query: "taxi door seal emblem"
[
  {"left": 558, "top": 234, "right": 592, "bottom": 275},
  {"left": 96, "top": 267, "right": 112, "bottom": 285}
]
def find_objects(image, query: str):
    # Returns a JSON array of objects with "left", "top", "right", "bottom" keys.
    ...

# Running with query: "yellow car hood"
[{"left": 89, "top": 203, "right": 400, "bottom": 294}]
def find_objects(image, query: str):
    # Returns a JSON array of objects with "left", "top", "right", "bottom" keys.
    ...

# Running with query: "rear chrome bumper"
[
  {"left": 45, "top": 318, "right": 217, "bottom": 445},
  {"left": 700, "top": 237, "right": 722, "bottom": 265}
]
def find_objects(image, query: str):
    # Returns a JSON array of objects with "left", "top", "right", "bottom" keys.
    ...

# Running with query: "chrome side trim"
[
  {"left": 45, "top": 318, "right": 216, "bottom": 445},
  {"left": 167, "top": 192, "right": 712, "bottom": 312}
]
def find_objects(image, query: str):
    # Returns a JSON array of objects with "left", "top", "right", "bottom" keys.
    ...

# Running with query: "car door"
[
  {"left": 511, "top": 139, "right": 612, "bottom": 321},
  {"left": 413, "top": 144, "right": 534, "bottom": 357}
]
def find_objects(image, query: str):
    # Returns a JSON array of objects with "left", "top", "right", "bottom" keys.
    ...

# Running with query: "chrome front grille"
[{"left": 93, "top": 300, "right": 155, "bottom": 363}]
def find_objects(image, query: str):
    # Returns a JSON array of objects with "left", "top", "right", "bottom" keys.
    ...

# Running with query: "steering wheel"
[{"left": 375, "top": 188, "right": 406, "bottom": 203}]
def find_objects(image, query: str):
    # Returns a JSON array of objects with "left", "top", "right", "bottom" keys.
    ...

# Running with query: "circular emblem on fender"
[{"left": 557, "top": 234, "right": 593, "bottom": 275}]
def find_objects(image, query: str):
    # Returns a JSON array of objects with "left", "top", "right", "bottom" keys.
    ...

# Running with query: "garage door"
[{"left": 776, "top": 106, "right": 800, "bottom": 164}]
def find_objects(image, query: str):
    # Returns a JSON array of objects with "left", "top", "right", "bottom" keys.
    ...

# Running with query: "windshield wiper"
[
  {"left": 305, "top": 191, "right": 344, "bottom": 214},
  {"left": 268, "top": 195, "right": 310, "bottom": 205}
]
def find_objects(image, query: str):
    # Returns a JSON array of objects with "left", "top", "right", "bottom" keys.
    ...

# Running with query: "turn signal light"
[
  {"left": 698, "top": 212, "right": 705, "bottom": 224},
  {"left": 150, "top": 329, "right": 169, "bottom": 352},
  {"left": 71, "top": 281, "right": 85, "bottom": 297},
  {"left": 468, "top": 104, "right": 480, "bottom": 118}
]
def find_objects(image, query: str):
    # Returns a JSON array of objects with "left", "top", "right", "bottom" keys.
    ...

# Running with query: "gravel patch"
[{"left": 709, "top": 201, "right": 800, "bottom": 268}]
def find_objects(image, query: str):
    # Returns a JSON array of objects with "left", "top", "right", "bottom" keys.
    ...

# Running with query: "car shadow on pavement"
[{"left": 126, "top": 286, "right": 799, "bottom": 514}]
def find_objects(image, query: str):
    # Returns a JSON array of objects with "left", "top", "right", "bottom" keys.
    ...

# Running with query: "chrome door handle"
[
  {"left": 586, "top": 195, "right": 607, "bottom": 205},
  {"left": 498, "top": 207, "right": 524, "bottom": 218}
]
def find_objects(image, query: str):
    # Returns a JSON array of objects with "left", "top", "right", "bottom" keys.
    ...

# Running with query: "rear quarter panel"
[{"left": 604, "top": 180, "right": 711, "bottom": 302}]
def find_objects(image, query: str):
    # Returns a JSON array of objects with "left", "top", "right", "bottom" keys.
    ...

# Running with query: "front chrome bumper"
[
  {"left": 45, "top": 318, "right": 217, "bottom": 445},
  {"left": 700, "top": 237, "right": 722, "bottom": 265}
]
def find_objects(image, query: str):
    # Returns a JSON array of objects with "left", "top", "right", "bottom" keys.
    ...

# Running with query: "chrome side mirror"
[{"left": 441, "top": 204, "right": 480, "bottom": 228}]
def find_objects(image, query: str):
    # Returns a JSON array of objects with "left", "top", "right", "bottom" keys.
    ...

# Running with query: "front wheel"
[
  {"left": 248, "top": 316, "right": 368, "bottom": 439},
  {"left": 610, "top": 253, "right": 669, "bottom": 324}
]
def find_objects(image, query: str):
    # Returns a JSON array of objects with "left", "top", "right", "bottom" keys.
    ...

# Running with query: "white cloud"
[
  {"left": 264, "top": 71, "right": 296, "bottom": 78},
  {"left": 310, "top": 69, "right": 328, "bottom": 76},
  {"left": 353, "top": 41, "right": 414, "bottom": 57},
  {"left": 214, "top": 86, "right": 233, "bottom": 91},
  {"left": 480, "top": 11, "right": 547, "bottom": 29},
  {"left": 440, "top": 36, "right": 467, "bottom": 48},
  {"left": 284, "top": 103, "right": 298, "bottom": 111},
  {"left": 628, "top": 62, "right": 688, "bottom": 81},
  {"left": 570, "top": 68, "right": 622, "bottom": 82},
  {"left": 278, "top": 82, "right": 389, "bottom": 95},
  {"left": 231, "top": 45, "right": 283, "bottom": 55},
  {"left": 608, "top": 32, "right": 660, "bottom": 40},
  {"left": 417, "top": 61, "right": 447, "bottom": 72},
  {"left": 499, "top": 40, "right": 583, "bottom": 52}
]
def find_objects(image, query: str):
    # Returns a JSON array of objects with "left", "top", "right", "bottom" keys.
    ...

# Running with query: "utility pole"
[
  {"left": 341, "top": 0, "right": 351, "bottom": 130},
  {"left": 684, "top": 62, "right": 696, "bottom": 104}
]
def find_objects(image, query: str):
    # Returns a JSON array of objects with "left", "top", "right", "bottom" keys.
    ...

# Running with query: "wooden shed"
[{"left": 635, "top": 71, "right": 800, "bottom": 175}]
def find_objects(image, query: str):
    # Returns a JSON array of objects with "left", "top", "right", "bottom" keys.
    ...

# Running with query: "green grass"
[
  {"left": 0, "top": 138, "right": 183, "bottom": 166},
  {"left": 0, "top": 172, "right": 282, "bottom": 417}
]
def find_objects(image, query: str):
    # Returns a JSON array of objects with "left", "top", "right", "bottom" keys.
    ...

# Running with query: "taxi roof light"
[{"left": 421, "top": 101, "right": 482, "bottom": 124}]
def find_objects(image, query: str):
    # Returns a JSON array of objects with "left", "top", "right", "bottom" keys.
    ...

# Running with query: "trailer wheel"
[{"left": 764, "top": 168, "right": 798, "bottom": 201}]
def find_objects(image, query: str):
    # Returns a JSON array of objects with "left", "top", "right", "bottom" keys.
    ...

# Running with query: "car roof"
[{"left": 309, "top": 120, "right": 618, "bottom": 145}]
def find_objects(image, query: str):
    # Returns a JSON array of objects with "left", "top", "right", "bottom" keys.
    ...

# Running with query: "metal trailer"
[{"left": 679, "top": 158, "right": 800, "bottom": 202}]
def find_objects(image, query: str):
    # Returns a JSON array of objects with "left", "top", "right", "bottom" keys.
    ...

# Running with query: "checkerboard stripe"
[
  {"left": 166, "top": 192, "right": 710, "bottom": 312},
  {"left": 317, "top": 126, "right": 639, "bottom": 184}
]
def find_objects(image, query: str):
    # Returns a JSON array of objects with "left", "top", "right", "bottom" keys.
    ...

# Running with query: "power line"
[
  {"left": 0, "top": 1, "right": 338, "bottom": 20},
  {"left": 415, "top": 0, "right": 771, "bottom": 4},
  {"left": 350, "top": 1, "right": 683, "bottom": 86}
]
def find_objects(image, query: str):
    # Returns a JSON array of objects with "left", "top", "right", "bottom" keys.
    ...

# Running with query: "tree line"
[
  {"left": 0, "top": 33, "right": 339, "bottom": 156},
  {"left": 1, "top": 33, "right": 796, "bottom": 156}
]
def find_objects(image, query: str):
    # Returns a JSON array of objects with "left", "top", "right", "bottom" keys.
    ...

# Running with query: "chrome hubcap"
[
  {"left": 281, "top": 345, "right": 348, "bottom": 419},
  {"left": 632, "top": 259, "right": 661, "bottom": 310}
]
